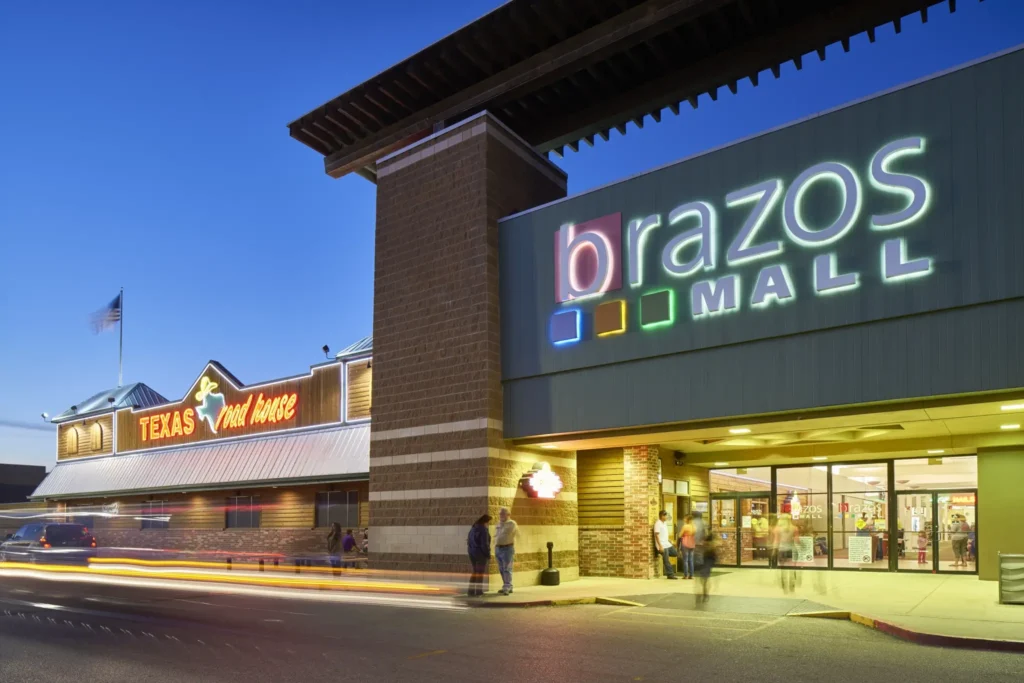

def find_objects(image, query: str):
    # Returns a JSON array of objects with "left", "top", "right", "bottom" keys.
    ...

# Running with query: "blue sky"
[{"left": 1, "top": 1, "right": 1022, "bottom": 469}]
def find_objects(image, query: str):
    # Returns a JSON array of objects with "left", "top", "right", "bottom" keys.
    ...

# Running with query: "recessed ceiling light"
[
  {"left": 540, "top": 444, "right": 556, "bottom": 449},
  {"left": 729, "top": 428, "right": 751, "bottom": 435},
  {"left": 927, "top": 449, "right": 945, "bottom": 455},
  {"left": 714, "top": 462, "right": 729, "bottom": 467},
  {"left": 1001, "top": 403, "right": 1024, "bottom": 411},
  {"left": 812, "top": 456, "right": 827, "bottom": 461},
  {"left": 1000, "top": 424, "right": 1021, "bottom": 430}
]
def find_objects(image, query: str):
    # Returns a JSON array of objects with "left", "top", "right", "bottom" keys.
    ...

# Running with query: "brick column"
[
  {"left": 623, "top": 446, "right": 662, "bottom": 579},
  {"left": 369, "top": 112, "right": 576, "bottom": 586}
]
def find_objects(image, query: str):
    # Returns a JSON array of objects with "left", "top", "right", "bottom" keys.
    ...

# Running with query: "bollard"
[
  {"left": 273, "top": 558, "right": 279, "bottom": 568},
  {"left": 259, "top": 558, "right": 264, "bottom": 572},
  {"left": 295, "top": 560, "right": 301, "bottom": 574},
  {"left": 226, "top": 558, "right": 232, "bottom": 571}
]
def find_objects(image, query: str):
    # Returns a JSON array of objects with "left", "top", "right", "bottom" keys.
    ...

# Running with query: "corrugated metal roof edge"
[{"left": 30, "top": 472, "right": 369, "bottom": 502}]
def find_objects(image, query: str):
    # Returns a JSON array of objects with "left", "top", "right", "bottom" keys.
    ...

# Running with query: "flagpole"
[{"left": 118, "top": 287, "right": 124, "bottom": 387}]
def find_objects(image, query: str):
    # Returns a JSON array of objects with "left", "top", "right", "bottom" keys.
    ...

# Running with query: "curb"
[
  {"left": 795, "top": 611, "right": 1024, "bottom": 652},
  {"left": 468, "top": 595, "right": 647, "bottom": 608}
]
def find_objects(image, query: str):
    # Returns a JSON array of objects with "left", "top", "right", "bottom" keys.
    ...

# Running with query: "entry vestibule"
[{"left": 708, "top": 456, "right": 977, "bottom": 575}]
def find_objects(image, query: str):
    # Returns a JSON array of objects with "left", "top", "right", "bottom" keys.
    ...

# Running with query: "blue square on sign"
[{"left": 551, "top": 309, "right": 581, "bottom": 346}]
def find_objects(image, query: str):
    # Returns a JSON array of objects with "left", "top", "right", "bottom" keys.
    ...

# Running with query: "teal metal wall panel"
[{"left": 498, "top": 47, "right": 1024, "bottom": 438}]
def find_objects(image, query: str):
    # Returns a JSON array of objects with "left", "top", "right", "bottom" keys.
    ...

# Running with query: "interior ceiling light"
[
  {"left": 1001, "top": 403, "right": 1024, "bottom": 411},
  {"left": 729, "top": 427, "right": 751, "bottom": 435},
  {"left": 927, "top": 449, "right": 945, "bottom": 454},
  {"left": 714, "top": 462, "right": 729, "bottom": 467},
  {"left": 1000, "top": 424, "right": 1021, "bottom": 430},
  {"left": 811, "top": 456, "right": 827, "bottom": 461}
]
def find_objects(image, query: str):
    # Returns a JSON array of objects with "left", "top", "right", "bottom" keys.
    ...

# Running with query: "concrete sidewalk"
[{"left": 475, "top": 569, "right": 1024, "bottom": 647}]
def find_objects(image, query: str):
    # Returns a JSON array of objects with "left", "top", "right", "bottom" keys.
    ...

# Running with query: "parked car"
[{"left": 0, "top": 522, "right": 97, "bottom": 564}]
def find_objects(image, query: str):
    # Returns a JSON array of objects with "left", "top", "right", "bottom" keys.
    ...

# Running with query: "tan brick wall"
[
  {"left": 580, "top": 527, "right": 626, "bottom": 577},
  {"left": 370, "top": 113, "right": 571, "bottom": 582}
]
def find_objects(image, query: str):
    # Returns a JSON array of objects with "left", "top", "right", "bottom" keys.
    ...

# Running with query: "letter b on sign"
[{"left": 555, "top": 213, "right": 622, "bottom": 302}]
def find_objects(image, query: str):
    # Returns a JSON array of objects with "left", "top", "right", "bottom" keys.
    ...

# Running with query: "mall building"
[
  {"left": 286, "top": 0, "right": 1023, "bottom": 583},
  {"left": 30, "top": 338, "right": 374, "bottom": 555}
]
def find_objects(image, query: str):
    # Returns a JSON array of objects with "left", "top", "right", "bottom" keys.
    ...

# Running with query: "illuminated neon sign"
[
  {"left": 550, "top": 136, "right": 933, "bottom": 346},
  {"left": 521, "top": 462, "right": 564, "bottom": 499},
  {"left": 141, "top": 375, "right": 298, "bottom": 442}
]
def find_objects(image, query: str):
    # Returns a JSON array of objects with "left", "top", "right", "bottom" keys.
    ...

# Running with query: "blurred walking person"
[
  {"left": 697, "top": 528, "right": 719, "bottom": 605},
  {"left": 495, "top": 507, "right": 518, "bottom": 595},
  {"left": 678, "top": 514, "right": 696, "bottom": 579},
  {"left": 777, "top": 513, "right": 798, "bottom": 594},
  {"left": 327, "top": 522, "right": 342, "bottom": 577},
  {"left": 341, "top": 528, "right": 358, "bottom": 568},
  {"left": 467, "top": 514, "right": 492, "bottom": 597}
]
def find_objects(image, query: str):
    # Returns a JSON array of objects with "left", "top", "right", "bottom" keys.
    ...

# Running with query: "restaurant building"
[
  {"left": 31, "top": 338, "right": 374, "bottom": 555},
  {"left": 287, "top": 1, "right": 1024, "bottom": 584}
]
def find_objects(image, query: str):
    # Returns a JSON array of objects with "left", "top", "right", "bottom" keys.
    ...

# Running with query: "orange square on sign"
[{"left": 595, "top": 300, "right": 625, "bottom": 336}]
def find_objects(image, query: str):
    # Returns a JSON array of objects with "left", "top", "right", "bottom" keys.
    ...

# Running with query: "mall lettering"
[{"left": 556, "top": 137, "right": 933, "bottom": 318}]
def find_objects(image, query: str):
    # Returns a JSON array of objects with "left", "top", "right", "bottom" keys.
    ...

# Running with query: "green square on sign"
[{"left": 640, "top": 289, "right": 673, "bottom": 328}]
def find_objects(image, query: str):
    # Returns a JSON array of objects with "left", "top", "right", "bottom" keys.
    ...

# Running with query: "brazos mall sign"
[{"left": 549, "top": 137, "right": 932, "bottom": 346}]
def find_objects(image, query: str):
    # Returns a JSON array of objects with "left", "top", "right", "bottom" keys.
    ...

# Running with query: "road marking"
[
  {"left": 176, "top": 599, "right": 313, "bottom": 616},
  {"left": 728, "top": 616, "right": 787, "bottom": 641},
  {"left": 408, "top": 649, "right": 447, "bottom": 660}
]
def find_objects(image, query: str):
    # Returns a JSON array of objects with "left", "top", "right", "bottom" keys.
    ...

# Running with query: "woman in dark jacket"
[{"left": 467, "top": 514, "right": 492, "bottom": 597}]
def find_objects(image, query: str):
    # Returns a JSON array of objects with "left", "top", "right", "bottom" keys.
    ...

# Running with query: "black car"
[{"left": 0, "top": 522, "right": 97, "bottom": 564}]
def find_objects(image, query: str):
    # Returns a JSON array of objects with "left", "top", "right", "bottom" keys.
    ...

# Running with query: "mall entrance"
[{"left": 708, "top": 456, "right": 978, "bottom": 575}]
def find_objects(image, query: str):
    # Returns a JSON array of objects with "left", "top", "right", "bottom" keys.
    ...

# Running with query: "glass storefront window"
[
  {"left": 710, "top": 468, "right": 771, "bottom": 493},
  {"left": 894, "top": 456, "right": 977, "bottom": 490},
  {"left": 775, "top": 466, "right": 828, "bottom": 568},
  {"left": 831, "top": 464, "right": 888, "bottom": 569},
  {"left": 897, "top": 493, "right": 933, "bottom": 571}
]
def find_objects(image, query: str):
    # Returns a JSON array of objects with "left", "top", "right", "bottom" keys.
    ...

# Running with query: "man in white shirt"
[
  {"left": 494, "top": 506, "right": 518, "bottom": 595},
  {"left": 653, "top": 510, "right": 679, "bottom": 579}
]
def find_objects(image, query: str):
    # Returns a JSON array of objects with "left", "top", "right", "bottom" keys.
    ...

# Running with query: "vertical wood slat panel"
[
  {"left": 57, "top": 415, "right": 114, "bottom": 460},
  {"left": 578, "top": 449, "right": 625, "bottom": 525},
  {"left": 346, "top": 360, "right": 372, "bottom": 421}
]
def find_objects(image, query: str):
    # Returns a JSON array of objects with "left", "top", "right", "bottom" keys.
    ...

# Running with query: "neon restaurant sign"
[
  {"left": 549, "top": 137, "right": 933, "bottom": 346},
  {"left": 139, "top": 375, "right": 298, "bottom": 443}
]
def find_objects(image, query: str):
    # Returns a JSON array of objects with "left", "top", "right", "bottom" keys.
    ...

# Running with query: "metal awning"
[{"left": 31, "top": 424, "right": 369, "bottom": 500}]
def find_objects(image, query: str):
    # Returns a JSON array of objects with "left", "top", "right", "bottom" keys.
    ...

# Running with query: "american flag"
[{"left": 90, "top": 293, "right": 122, "bottom": 333}]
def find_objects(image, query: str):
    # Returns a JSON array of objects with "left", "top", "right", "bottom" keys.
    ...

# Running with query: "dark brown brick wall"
[
  {"left": 373, "top": 550, "right": 577, "bottom": 575},
  {"left": 369, "top": 496, "right": 577, "bottom": 527},
  {"left": 370, "top": 459, "right": 576, "bottom": 493},
  {"left": 96, "top": 528, "right": 330, "bottom": 557},
  {"left": 370, "top": 429, "right": 505, "bottom": 460},
  {"left": 369, "top": 114, "right": 570, "bottom": 575}
]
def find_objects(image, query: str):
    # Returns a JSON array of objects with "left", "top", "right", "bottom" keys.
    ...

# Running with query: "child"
[{"left": 916, "top": 531, "right": 928, "bottom": 564}]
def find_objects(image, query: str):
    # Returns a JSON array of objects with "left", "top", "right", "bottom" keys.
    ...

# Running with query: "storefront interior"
[{"left": 540, "top": 391, "right": 1023, "bottom": 580}]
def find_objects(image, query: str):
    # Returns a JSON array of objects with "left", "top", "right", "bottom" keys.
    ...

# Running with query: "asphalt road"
[{"left": 0, "top": 575, "right": 1020, "bottom": 682}]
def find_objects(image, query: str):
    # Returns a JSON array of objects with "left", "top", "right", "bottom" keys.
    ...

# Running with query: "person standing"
[
  {"left": 654, "top": 510, "right": 679, "bottom": 580},
  {"left": 678, "top": 515, "right": 696, "bottom": 580},
  {"left": 341, "top": 528, "right": 358, "bottom": 568},
  {"left": 326, "top": 522, "right": 342, "bottom": 576},
  {"left": 916, "top": 530, "right": 928, "bottom": 565},
  {"left": 494, "top": 507, "right": 518, "bottom": 595},
  {"left": 466, "top": 514, "right": 492, "bottom": 597},
  {"left": 951, "top": 517, "right": 969, "bottom": 568}
]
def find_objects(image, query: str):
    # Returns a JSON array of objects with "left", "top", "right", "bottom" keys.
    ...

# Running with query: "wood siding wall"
[
  {"left": 346, "top": 359, "right": 372, "bottom": 421},
  {"left": 116, "top": 364, "right": 342, "bottom": 453},
  {"left": 577, "top": 449, "right": 625, "bottom": 526},
  {"left": 61, "top": 481, "right": 371, "bottom": 532},
  {"left": 57, "top": 415, "right": 114, "bottom": 460}
]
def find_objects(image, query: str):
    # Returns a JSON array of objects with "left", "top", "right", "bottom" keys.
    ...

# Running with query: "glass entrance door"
[
  {"left": 896, "top": 493, "right": 933, "bottom": 571},
  {"left": 739, "top": 495, "right": 771, "bottom": 566},
  {"left": 711, "top": 494, "right": 771, "bottom": 567},
  {"left": 710, "top": 497, "right": 737, "bottom": 567},
  {"left": 895, "top": 490, "right": 977, "bottom": 574},
  {"left": 937, "top": 491, "right": 977, "bottom": 573}
]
